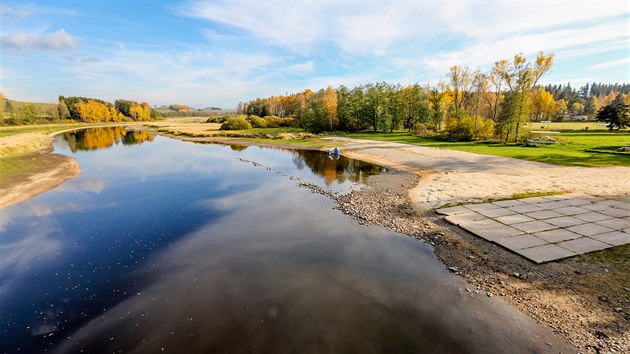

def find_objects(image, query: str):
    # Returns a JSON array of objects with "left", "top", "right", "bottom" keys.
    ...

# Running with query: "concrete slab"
[
  {"left": 477, "top": 208, "right": 517, "bottom": 218},
  {"left": 512, "top": 220, "right": 556, "bottom": 233},
  {"left": 554, "top": 206, "right": 590, "bottom": 216},
  {"left": 544, "top": 216, "right": 586, "bottom": 228},
  {"left": 567, "top": 223, "right": 614, "bottom": 237},
  {"left": 439, "top": 195, "right": 630, "bottom": 264},
  {"left": 574, "top": 212, "right": 614, "bottom": 223},
  {"left": 465, "top": 203, "right": 500, "bottom": 212},
  {"left": 595, "top": 218, "right": 630, "bottom": 231},
  {"left": 523, "top": 210, "right": 565, "bottom": 220},
  {"left": 561, "top": 199, "right": 593, "bottom": 206},
  {"left": 537, "top": 201, "right": 571, "bottom": 210},
  {"left": 599, "top": 207, "right": 630, "bottom": 218},
  {"left": 436, "top": 205, "right": 470, "bottom": 216},
  {"left": 492, "top": 199, "right": 527, "bottom": 207},
  {"left": 471, "top": 225, "right": 525, "bottom": 241},
  {"left": 591, "top": 231, "right": 630, "bottom": 246},
  {"left": 445, "top": 212, "right": 487, "bottom": 225},
  {"left": 557, "top": 238, "right": 610, "bottom": 254},
  {"left": 516, "top": 244, "right": 577, "bottom": 264},
  {"left": 520, "top": 196, "right": 551, "bottom": 204},
  {"left": 496, "top": 235, "right": 548, "bottom": 250},
  {"left": 508, "top": 204, "right": 544, "bottom": 214},
  {"left": 580, "top": 203, "right": 614, "bottom": 212},
  {"left": 495, "top": 214, "right": 536, "bottom": 225},
  {"left": 533, "top": 229, "right": 582, "bottom": 243}
]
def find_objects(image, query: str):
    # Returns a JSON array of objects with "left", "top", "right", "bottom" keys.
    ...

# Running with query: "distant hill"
[
  {"left": 201, "top": 107, "right": 223, "bottom": 111},
  {"left": 5, "top": 99, "right": 57, "bottom": 117}
]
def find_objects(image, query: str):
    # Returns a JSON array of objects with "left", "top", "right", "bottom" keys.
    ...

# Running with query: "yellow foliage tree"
[
  {"left": 322, "top": 86, "right": 338, "bottom": 131},
  {"left": 531, "top": 88, "right": 555, "bottom": 121}
]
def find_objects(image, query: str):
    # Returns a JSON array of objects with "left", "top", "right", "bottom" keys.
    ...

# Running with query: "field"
[{"left": 342, "top": 123, "right": 630, "bottom": 167}]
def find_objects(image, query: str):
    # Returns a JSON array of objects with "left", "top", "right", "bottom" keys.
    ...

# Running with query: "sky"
[{"left": 1, "top": 1, "right": 628, "bottom": 109}]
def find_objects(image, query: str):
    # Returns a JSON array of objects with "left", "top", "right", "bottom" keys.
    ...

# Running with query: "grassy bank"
[{"left": 341, "top": 130, "right": 630, "bottom": 167}]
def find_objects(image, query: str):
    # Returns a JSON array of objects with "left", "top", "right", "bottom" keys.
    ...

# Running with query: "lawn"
[{"left": 341, "top": 130, "right": 630, "bottom": 167}]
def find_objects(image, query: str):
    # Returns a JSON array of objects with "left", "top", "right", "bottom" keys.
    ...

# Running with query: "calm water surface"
[{"left": 0, "top": 128, "right": 571, "bottom": 353}]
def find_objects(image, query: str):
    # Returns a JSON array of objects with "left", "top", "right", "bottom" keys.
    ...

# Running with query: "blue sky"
[{"left": 1, "top": 1, "right": 628, "bottom": 109}]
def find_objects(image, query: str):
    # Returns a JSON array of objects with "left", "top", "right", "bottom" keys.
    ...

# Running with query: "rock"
[
  {"left": 513, "top": 272, "right": 520, "bottom": 278},
  {"left": 614, "top": 307, "right": 622, "bottom": 312},
  {"left": 448, "top": 267, "right": 459, "bottom": 273},
  {"left": 519, "top": 274, "right": 527, "bottom": 280},
  {"left": 486, "top": 292, "right": 493, "bottom": 297}
]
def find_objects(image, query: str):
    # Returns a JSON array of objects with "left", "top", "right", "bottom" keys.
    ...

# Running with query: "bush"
[
  {"left": 444, "top": 116, "right": 495, "bottom": 141},
  {"left": 413, "top": 123, "right": 427, "bottom": 136},
  {"left": 220, "top": 117, "right": 252, "bottom": 130},
  {"left": 206, "top": 116, "right": 230, "bottom": 123},
  {"left": 249, "top": 116, "right": 267, "bottom": 128},
  {"left": 263, "top": 116, "right": 299, "bottom": 128}
]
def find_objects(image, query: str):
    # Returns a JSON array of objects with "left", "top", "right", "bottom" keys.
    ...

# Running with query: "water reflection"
[
  {"left": 58, "top": 127, "right": 154, "bottom": 152},
  {"left": 289, "top": 149, "right": 384, "bottom": 187},
  {"left": 0, "top": 128, "right": 572, "bottom": 353}
]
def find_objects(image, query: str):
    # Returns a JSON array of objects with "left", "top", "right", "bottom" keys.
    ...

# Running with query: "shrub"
[
  {"left": 220, "top": 117, "right": 252, "bottom": 130},
  {"left": 263, "top": 116, "right": 299, "bottom": 128},
  {"left": 206, "top": 116, "right": 229, "bottom": 123},
  {"left": 444, "top": 116, "right": 495, "bottom": 141},
  {"left": 249, "top": 116, "right": 267, "bottom": 128},
  {"left": 413, "top": 123, "right": 427, "bottom": 136}
]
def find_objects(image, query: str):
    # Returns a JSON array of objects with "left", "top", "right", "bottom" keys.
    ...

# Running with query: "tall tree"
[
  {"left": 322, "top": 86, "right": 338, "bottom": 131},
  {"left": 596, "top": 103, "right": 630, "bottom": 131}
]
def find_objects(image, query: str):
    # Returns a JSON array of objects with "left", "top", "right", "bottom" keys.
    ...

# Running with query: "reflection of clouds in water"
[
  {"left": 52, "top": 180, "right": 447, "bottom": 352},
  {"left": 0, "top": 220, "right": 62, "bottom": 297},
  {"left": 59, "top": 176, "right": 107, "bottom": 194}
]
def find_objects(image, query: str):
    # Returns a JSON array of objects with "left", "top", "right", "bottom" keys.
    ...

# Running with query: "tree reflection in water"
[
  {"left": 290, "top": 149, "right": 385, "bottom": 186},
  {"left": 59, "top": 127, "right": 155, "bottom": 152}
]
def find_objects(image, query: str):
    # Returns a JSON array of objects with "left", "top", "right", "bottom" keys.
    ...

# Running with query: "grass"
[{"left": 341, "top": 129, "right": 630, "bottom": 167}]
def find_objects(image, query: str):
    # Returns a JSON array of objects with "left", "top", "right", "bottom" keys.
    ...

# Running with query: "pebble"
[
  {"left": 486, "top": 292, "right": 493, "bottom": 298},
  {"left": 613, "top": 307, "right": 622, "bottom": 312}
]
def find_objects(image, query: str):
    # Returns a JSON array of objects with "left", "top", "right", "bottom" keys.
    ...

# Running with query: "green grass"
[
  {"left": 340, "top": 130, "right": 630, "bottom": 167},
  {"left": 525, "top": 121, "right": 608, "bottom": 131}
]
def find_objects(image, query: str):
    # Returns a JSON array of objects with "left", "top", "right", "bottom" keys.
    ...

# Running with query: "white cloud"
[
  {"left": 287, "top": 61, "right": 315, "bottom": 73},
  {"left": 590, "top": 57, "right": 630, "bottom": 70},
  {"left": 0, "top": 6, "right": 30, "bottom": 19},
  {"left": 0, "top": 29, "right": 76, "bottom": 51}
]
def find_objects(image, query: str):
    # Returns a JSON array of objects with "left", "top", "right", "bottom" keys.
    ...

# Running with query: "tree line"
[
  {"left": 236, "top": 52, "right": 630, "bottom": 141},
  {"left": 0, "top": 94, "right": 155, "bottom": 125}
]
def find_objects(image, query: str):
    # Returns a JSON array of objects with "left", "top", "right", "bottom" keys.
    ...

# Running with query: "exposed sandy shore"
[
  {"left": 328, "top": 137, "right": 630, "bottom": 209},
  {"left": 0, "top": 132, "right": 81, "bottom": 210}
]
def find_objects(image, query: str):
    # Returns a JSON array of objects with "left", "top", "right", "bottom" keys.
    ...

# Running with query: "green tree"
[{"left": 596, "top": 103, "right": 630, "bottom": 131}]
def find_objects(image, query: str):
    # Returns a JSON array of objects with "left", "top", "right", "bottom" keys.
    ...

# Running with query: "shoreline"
[{"left": 1, "top": 125, "right": 627, "bottom": 352}]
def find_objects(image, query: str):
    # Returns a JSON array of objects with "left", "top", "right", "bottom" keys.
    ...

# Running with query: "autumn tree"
[{"left": 322, "top": 86, "right": 339, "bottom": 131}]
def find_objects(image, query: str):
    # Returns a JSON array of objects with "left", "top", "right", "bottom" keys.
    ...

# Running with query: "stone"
[
  {"left": 544, "top": 216, "right": 586, "bottom": 228},
  {"left": 477, "top": 208, "right": 517, "bottom": 218},
  {"left": 466, "top": 225, "right": 524, "bottom": 241},
  {"left": 561, "top": 198, "right": 592, "bottom": 206},
  {"left": 508, "top": 204, "right": 545, "bottom": 214},
  {"left": 595, "top": 218, "right": 630, "bottom": 231},
  {"left": 574, "top": 212, "right": 614, "bottom": 223},
  {"left": 517, "top": 244, "right": 576, "bottom": 264},
  {"left": 492, "top": 199, "right": 526, "bottom": 207},
  {"left": 567, "top": 223, "right": 614, "bottom": 237},
  {"left": 533, "top": 229, "right": 582, "bottom": 243},
  {"left": 599, "top": 207, "right": 630, "bottom": 218},
  {"left": 557, "top": 237, "right": 610, "bottom": 254},
  {"left": 444, "top": 212, "right": 487, "bottom": 225},
  {"left": 465, "top": 203, "right": 501, "bottom": 212},
  {"left": 523, "top": 210, "right": 564, "bottom": 220},
  {"left": 591, "top": 231, "right": 630, "bottom": 246},
  {"left": 536, "top": 201, "right": 571, "bottom": 210},
  {"left": 555, "top": 206, "right": 590, "bottom": 216},
  {"left": 580, "top": 203, "right": 615, "bottom": 212},
  {"left": 495, "top": 214, "right": 536, "bottom": 225},
  {"left": 436, "top": 205, "right": 470, "bottom": 216},
  {"left": 512, "top": 220, "right": 556, "bottom": 233},
  {"left": 496, "top": 235, "right": 548, "bottom": 250}
]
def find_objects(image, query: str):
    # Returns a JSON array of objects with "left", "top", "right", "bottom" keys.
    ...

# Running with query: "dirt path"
[{"left": 328, "top": 137, "right": 630, "bottom": 209}]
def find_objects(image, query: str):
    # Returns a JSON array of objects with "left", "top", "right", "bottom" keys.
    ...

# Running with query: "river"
[{"left": 0, "top": 127, "right": 572, "bottom": 353}]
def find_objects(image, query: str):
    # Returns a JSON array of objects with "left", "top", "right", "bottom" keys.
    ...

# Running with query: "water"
[{"left": 0, "top": 128, "right": 571, "bottom": 353}]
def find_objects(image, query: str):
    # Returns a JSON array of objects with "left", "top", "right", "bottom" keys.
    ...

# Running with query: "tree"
[
  {"left": 531, "top": 88, "right": 555, "bottom": 121},
  {"left": 322, "top": 86, "right": 338, "bottom": 131},
  {"left": 58, "top": 100, "right": 70, "bottom": 119},
  {"left": 0, "top": 92, "right": 5, "bottom": 123},
  {"left": 596, "top": 103, "right": 630, "bottom": 131}
]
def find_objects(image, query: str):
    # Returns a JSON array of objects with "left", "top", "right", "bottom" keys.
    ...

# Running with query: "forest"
[{"left": 236, "top": 53, "right": 630, "bottom": 141}]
